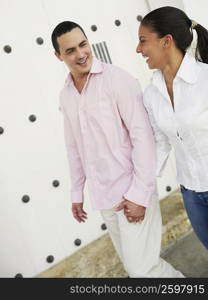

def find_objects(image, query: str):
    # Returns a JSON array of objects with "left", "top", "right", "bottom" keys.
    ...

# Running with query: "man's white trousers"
[{"left": 101, "top": 194, "right": 184, "bottom": 278}]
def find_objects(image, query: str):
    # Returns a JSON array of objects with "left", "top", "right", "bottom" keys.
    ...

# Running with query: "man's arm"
[
  {"left": 61, "top": 106, "right": 87, "bottom": 222},
  {"left": 116, "top": 75, "right": 156, "bottom": 208}
]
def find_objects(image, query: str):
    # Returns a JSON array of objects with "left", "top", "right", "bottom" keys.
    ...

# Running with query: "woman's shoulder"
[
  {"left": 143, "top": 79, "right": 158, "bottom": 106},
  {"left": 195, "top": 60, "right": 208, "bottom": 88},
  {"left": 197, "top": 60, "right": 208, "bottom": 73}
]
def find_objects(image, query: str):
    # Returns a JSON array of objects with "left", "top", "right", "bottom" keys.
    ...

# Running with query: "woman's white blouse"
[{"left": 143, "top": 53, "right": 208, "bottom": 192}]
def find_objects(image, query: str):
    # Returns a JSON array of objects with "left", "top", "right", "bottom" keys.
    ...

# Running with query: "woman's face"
[{"left": 136, "top": 24, "right": 168, "bottom": 70}]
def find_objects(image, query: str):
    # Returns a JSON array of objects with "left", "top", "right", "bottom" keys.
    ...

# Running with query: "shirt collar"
[
  {"left": 152, "top": 52, "right": 200, "bottom": 89},
  {"left": 65, "top": 56, "right": 104, "bottom": 86},
  {"left": 90, "top": 56, "right": 104, "bottom": 74},
  {"left": 176, "top": 52, "right": 199, "bottom": 84}
]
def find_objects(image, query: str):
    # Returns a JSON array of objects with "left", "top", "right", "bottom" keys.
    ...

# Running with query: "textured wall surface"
[{"left": 0, "top": 0, "right": 181, "bottom": 278}]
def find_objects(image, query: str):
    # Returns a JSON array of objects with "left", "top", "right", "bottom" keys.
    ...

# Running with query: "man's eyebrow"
[
  {"left": 65, "top": 47, "right": 75, "bottom": 53},
  {"left": 79, "top": 39, "right": 87, "bottom": 45},
  {"left": 64, "top": 40, "right": 87, "bottom": 53}
]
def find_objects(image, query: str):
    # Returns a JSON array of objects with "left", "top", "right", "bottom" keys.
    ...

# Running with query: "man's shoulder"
[
  {"left": 103, "top": 63, "right": 141, "bottom": 92},
  {"left": 105, "top": 63, "right": 136, "bottom": 79},
  {"left": 59, "top": 76, "right": 70, "bottom": 108}
]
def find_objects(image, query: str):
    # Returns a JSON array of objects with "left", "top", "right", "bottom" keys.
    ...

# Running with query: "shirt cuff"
[
  {"left": 124, "top": 181, "right": 156, "bottom": 208},
  {"left": 71, "top": 190, "right": 84, "bottom": 203}
]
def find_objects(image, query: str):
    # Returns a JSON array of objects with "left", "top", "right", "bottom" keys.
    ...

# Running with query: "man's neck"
[
  {"left": 72, "top": 71, "right": 89, "bottom": 83},
  {"left": 71, "top": 72, "right": 89, "bottom": 94}
]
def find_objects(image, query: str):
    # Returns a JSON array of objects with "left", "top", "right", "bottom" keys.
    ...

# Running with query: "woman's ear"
[{"left": 163, "top": 34, "right": 173, "bottom": 48}]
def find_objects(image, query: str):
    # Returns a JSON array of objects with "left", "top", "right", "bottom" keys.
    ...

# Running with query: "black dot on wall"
[
  {"left": 29, "top": 115, "right": 36, "bottom": 122},
  {"left": 91, "top": 25, "right": 97, "bottom": 32},
  {"left": 115, "top": 20, "right": 121, "bottom": 26},
  {"left": 74, "top": 239, "right": 81, "bottom": 246},
  {"left": 15, "top": 273, "right": 23, "bottom": 278},
  {"left": 46, "top": 255, "right": 54, "bottom": 263},
  {"left": 36, "top": 37, "right": 44, "bottom": 45},
  {"left": 166, "top": 186, "right": 172, "bottom": 192},
  {"left": 0, "top": 127, "right": 4, "bottom": 134},
  {"left": 4, "top": 45, "right": 12, "bottom": 53},
  {"left": 137, "top": 15, "right": 143, "bottom": 22},
  {"left": 52, "top": 180, "right": 60, "bottom": 187},
  {"left": 101, "top": 223, "right": 107, "bottom": 230},
  {"left": 22, "top": 195, "right": 30, "bottom": 203}
]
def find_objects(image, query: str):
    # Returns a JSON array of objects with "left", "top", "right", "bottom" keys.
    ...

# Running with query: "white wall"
[
  {"left": 0, "top": 0, "right": 179, "bottom": 277},
  {"left": 183, "top": 0, "right": 208, "bottom": 27},
  {"left": 147, "top": 0, "right": 184, "bottom": 10}
]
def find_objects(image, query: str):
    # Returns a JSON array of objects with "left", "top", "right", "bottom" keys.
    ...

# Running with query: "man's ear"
[
  {"left": 163, "top": 34, "right": 173, "bottom": 48},
  {"left": 55, "top": 51, "right": 63, "bottom": 61}
]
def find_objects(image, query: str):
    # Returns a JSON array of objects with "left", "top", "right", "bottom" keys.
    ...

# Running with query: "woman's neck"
[{"left": 162, "top": 50, "right": 184, "bottom": 84}]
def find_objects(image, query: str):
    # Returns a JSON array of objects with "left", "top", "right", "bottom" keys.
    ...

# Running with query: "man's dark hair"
[{"left": 51, "top": 21, "right": 87, "bottom": 53}]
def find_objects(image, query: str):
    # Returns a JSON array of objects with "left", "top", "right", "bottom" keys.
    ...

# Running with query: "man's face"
[{"left": 55, "top": 27, "right": 93, "bottom": 77}]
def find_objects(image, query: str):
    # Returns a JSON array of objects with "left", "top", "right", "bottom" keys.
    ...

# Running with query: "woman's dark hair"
[
  {"left": 51, "top": 21, "right": 87, "bottom": 53},
  {"left": 141, "top": 6, "right": 208, "bottom": 64}
]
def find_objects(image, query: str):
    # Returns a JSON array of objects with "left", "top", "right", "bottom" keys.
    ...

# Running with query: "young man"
[{"left": 51, "top": 21, "right": 184, "bottom": 277}]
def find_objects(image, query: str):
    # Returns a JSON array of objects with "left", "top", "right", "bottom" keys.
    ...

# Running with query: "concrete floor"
[
  {"left": 161, "top": 230, "right": 208, "bottom": 278},
  {"left": 37, "top": 189, "right": 208, "bottom": 278}
]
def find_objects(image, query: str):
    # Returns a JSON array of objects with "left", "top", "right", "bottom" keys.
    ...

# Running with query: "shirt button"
[{"left": 177, "top": 131, "right": 183, "bottom": 141}]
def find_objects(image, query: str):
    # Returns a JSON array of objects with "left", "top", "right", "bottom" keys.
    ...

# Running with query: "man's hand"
[
  {"left": 116, "top": 198, "right": 146, "bottom": 223},
  {"left": 72, "top": 203, "right": 88, "bottom": 223}
]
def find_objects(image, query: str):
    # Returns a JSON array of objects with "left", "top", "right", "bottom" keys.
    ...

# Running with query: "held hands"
[
  {"left": 116, "top": 198, "right": 146, "bottom": 223},
  {"left": 72, "top": 203, "right": 88, "bottom": 223}
]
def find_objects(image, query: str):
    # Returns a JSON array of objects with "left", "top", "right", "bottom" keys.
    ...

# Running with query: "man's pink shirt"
[{"left": 60, "top": 57, "right": 156, "bottom": 210}]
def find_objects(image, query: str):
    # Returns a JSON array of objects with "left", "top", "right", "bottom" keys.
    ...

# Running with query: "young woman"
[{"left": 136, "top": 6, "right": 208, "bottom": 249}]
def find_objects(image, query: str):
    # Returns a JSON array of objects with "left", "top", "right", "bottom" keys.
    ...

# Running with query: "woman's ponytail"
[{"left": 194, "top": 23, "right": 208, "bottom": 64}]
